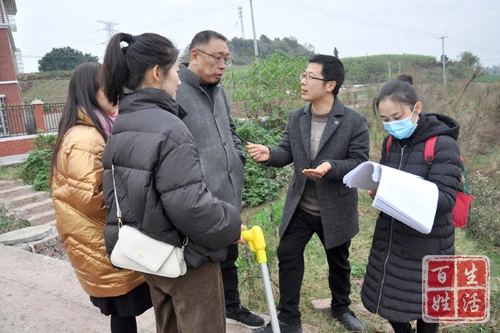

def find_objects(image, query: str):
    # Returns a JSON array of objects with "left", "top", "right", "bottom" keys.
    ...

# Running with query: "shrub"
[
  {"left": 225, "top": 52, "right": 306, "bottom": 131},
  {"left": 235, "top": 119, "right": 291, "bottom": 208},
  {"left": 468, "top": 170, "right": 500, "bottom": 246},
  {"left": 22, "top": 132, "right": 56, "bottom": 192}
]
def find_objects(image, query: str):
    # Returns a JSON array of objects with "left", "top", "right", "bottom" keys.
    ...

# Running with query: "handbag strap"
[
  {"left": 111, "top": 164, "right": 189, "bottom": 250},
  {"left": 111, "top": 164, "right": 123, "bottom": 228}
]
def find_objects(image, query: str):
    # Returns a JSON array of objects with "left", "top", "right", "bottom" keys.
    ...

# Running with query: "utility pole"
[
  {"left": 439, "top": 36, "right": 448, "bottom": 88},
  {"left": 249, "top": 0, "right": 259, "bottom": 57},
  {"left": 387, "top": 56, "right": 391, "bottom": 80},
  {"left": 98, "top": 21, "right": 118, "bottom": 43},
  {"left": 238, "top": 6, "right": 245, "bottom": 38}
]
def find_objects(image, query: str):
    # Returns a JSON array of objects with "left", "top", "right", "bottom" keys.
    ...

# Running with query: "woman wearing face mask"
[{"left": 361, "top": 74, "right": 462, "bottom": 333}]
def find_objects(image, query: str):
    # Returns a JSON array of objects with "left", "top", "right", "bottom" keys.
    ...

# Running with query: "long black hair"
[
  {"left": 50, "top": 62, "right": 110, "bottom": 183},
  {"left": 101, "top": 32, "right": 179, "bottom": 105}
]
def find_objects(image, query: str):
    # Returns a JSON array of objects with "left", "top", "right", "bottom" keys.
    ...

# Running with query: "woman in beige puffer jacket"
[{"left": 51, "top": 62, "right": 152, "bottom": 333}]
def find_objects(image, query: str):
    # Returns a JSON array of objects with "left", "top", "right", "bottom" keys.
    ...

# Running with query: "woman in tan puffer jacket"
[{"left": 50, "top": 62, "right": 152, "bottom": 333}]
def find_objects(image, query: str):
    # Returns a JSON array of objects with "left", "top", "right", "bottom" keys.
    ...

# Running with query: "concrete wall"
[{"left": 16, "top": 230, "right": 67, "bottom": 261}]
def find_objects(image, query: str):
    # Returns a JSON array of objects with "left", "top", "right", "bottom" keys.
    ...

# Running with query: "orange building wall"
[{"left": 0, "top": 27, "right": 22, "bottom": 104}]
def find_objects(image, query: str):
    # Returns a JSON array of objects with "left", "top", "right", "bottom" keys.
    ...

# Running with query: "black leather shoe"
[
  {"left": 331, "top": 310, "right": 365, "bottom": 332},
  {"left": 254, "top": 320, "right": 303, "bottom": 333},
  {"left": 226, "top": 304, "right": 265, "bottom": 329}
]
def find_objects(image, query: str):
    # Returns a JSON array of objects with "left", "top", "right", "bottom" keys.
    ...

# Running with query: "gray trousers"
[{"left": 144, "top": 261, "right": 225, "bottom": 333}]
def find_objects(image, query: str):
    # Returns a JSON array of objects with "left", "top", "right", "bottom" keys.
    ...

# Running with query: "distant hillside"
[
  {"left": 19, "top": 71, "right": 71, "bottom": 103},
  {"left": 180, "top": 34, "right": 313, "bottom": 65},
  {"left": 19, "top": 51, "right": 490, "bottom": 104}
]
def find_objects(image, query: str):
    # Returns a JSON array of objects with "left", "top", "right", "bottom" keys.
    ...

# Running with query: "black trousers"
[
  {"left": 277, "top": 207, "right": 352, "bottom": 325},
  {"left": 220, "top": 243, "right": 241, "bottom": 310},
  {"left": 390, "top": 320, "right": 439, "bottom": 333}
]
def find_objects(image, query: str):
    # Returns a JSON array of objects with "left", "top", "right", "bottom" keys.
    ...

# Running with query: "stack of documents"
[{"left": 343, "top": 161, "right": 438, "bottom": 234}]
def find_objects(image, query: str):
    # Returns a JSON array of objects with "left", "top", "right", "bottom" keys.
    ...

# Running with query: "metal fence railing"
[
  {"left": 43, "top": 103, "right": 64, "bottom": 133},
  {"left": 0, "top": 102, "right": 65, "bottom": 138},
  {"left": 0, "top": 104, "right": 36, "bottom": 137}
]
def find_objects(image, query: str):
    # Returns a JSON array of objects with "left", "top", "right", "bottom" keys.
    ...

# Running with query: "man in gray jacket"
[
  {"left": 247, "top": 55, "right": 369, "bottom": 333},
  {"left": 175, "top": 30, "right": 265, "bottom": 329}
]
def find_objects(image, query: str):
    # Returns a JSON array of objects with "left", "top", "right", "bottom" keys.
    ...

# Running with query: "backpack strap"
[
  {"left": 424, "top": 136, "right": 438, "bottom": 168},
  {"left": 385, "top": 135, "right": 393, "bottom": 153}
]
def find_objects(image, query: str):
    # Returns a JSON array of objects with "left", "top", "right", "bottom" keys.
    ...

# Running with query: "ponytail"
[
  {"left": 101, "top": 32, "right": 179, "bottom": 106},
  {"left": 102, "top": 33, "right": 132, "bottom": 106}
]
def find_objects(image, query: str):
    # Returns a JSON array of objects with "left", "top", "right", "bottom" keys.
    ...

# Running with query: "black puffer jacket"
[
  {"left": 361, "top": 113, "right": 462, "bottom": 322},
  {"left": 102, "top": 88, "right": 242, "bottom": 268}
]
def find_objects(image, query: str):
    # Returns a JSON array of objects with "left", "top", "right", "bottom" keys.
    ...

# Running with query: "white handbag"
[{"left": 109, "top": 165, "right": 188, "bottom": 278}]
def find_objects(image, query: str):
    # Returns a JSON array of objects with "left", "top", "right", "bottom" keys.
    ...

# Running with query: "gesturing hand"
[
  {"left": 245, "top": 142, "right": 271, "bottom": 163},
  {"left": 302, "top": 162, "right": 332, "bottom": 179}
]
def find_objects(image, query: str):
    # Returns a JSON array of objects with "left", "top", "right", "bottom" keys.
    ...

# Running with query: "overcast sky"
[{"left": 12, "top": 0, "right": 500, "bottom": 73}]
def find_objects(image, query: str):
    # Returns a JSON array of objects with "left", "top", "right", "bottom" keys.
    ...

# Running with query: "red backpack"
[{"left": 385, "top": 135, "right": 474, "bottom": 228}]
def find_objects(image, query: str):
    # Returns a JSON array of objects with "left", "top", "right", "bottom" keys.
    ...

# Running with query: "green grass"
[
  {"left": 0, "top": 207, "right": 30, "bottom": 234},
  {"left": 0, "top": 166, "right": 24, "bottom": 180},
  {"left": 21, "top": 78, "right": 69, "bottom": 103},
  {"left": 475, "top": 75, "right": 500, "bottom": 83},
  {"left": 238, "top": 191, "right": 499, "bottom": 332}
]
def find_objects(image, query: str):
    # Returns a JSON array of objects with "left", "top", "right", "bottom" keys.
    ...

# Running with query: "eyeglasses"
[
  {"left": 300, "top": 72, "right": 331, "bottom": 82},
  {"left": 196, "top": 49, "right": 232, "bottom": 67}
]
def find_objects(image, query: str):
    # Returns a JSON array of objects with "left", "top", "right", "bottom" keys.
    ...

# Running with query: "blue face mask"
[{"left": 383, "top": 104, "right": 418, "bottom": 139}]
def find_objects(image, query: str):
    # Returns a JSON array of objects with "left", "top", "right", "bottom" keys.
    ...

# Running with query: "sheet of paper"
[
  {"left": 343, "top": 161, "right": 382, "bottom": 190},
  {"left": 374, "top": 166, "right": 438, "bottom": 233},
  {"left": 343, "top": 161, "right": 438, "bottom": 234}
]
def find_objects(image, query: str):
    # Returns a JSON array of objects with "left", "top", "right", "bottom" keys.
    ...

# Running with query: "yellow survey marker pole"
[{"left": 242, "top": 226, "right": 280, "bottom": 333}]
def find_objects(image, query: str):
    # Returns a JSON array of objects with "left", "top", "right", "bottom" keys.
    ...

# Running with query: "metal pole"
[
  {"left": 241, "top": 226, "right": 280, "bottom": 332},
  {"left": 250, "top": 0, "right": 259, "bottom": 57},
  {"left": 260, "top": 263, "right": 280, "bottom": 332},
  {"left": 388, "top": 56, "right": 391, "bottom": 80},
  {"left": 238, "top": 6, "right": 245, "bottom": 38},
  {"left": 439, "top": 36, "right": 448, "bottom": 88}
]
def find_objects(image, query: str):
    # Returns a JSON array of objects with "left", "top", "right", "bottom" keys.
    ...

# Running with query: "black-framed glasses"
[
  {"left": 300, "top": 72, "right": 331, "bottom": 82},
  {"left": 196, "top": 49, "right": 232, "bottom": 67}
]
